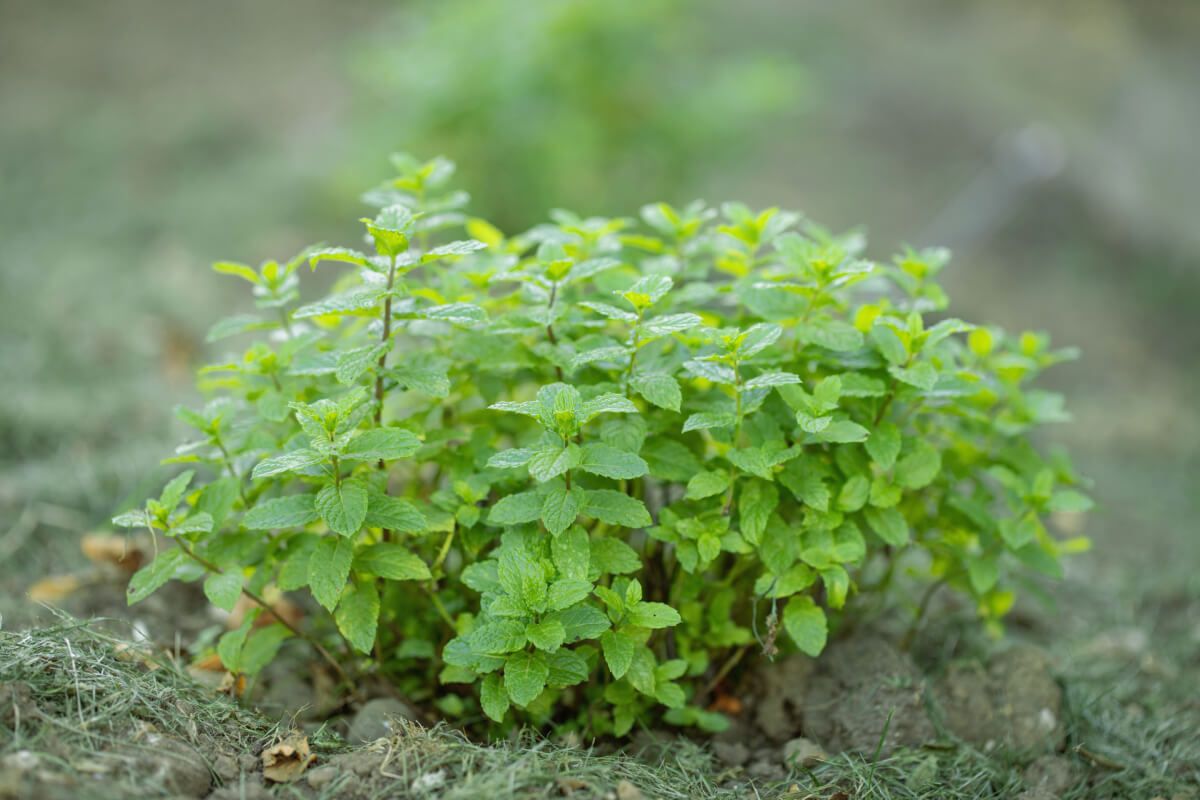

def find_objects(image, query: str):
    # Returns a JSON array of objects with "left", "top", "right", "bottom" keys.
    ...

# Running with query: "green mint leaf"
[
  {"left": 316, "top": 479, "right": 369, "bottom": 537},
  {"left": 252, "top": 448, "right": 325, "bottom": 480},
  {"left": 865, "top": 422, "right": 901, "bottom": 468},
  {"left": 864, "top": 507, "right": 909, "bottom": 547},
  {"left": 309, "top": 536, "right": 354, "bottom": 612},
  {"left": 601, "top": 630, "right": 636, "bottom": 679},
  {"left": 504, "top": 652, "right": 549, "bottom": 707},
  {"left": 542, "top": 485, "right": 585, "bottom": 536},
  {"left": 354, "top": 543, "right": 431, "bottom": 581},
  {"left": 630, "top": 373, "right": 682, "bottom": 412},
  {"left": 550, "top": 605, "right": 611, "bottom": 643},
  {"left": 583, "top": 490, "right": 651, "bottom": 529},
  {"left": 342, "top": 428, "right": 422, "bottom": 461},
  {"left": 126, "top": 548, "right": 185, "bottom": 605},
  {"left": 242, "top": 495, "right": 319, "bottom": 530},
  {"left": 363, "top": 494, "right": 427, "bottom": 533},
  {"left": 547, "top": 578, "right": 592, "bottom": 611},
  {"left": 782, "top": 595, "right": 827, "bottom": 656},
  {"left": 480, "top": 674, "right": 509, "bottom": 722},
  {"left": 203, "top": 571, "right": 243, "bottom": 612},
  {"left": 489, "top": 491, "right": 543, "bottom": 526},
  {"left": 626, "top": 602, "right": 681, "bottom": 629},
  {"left": 525, "top": 619, "right": 566, "bottom": 652},
  {"left": 335, "top": 579, "right": 380, "bottom": 654},
  {"left": 686, "top": 470, "right": 730, "bottom": 500},
  {"left": 578, "top": 443, "right": 648, "bottom": 480}
]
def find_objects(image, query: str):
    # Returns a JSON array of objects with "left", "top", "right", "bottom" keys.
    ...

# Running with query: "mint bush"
[{"left": 114, "top": 155, "right": 1091, "bottom": 735}]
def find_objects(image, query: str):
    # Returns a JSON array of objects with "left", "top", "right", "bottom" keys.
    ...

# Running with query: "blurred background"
[{"left": 1, "top": 0, "right": 1197, "bottom": 621}]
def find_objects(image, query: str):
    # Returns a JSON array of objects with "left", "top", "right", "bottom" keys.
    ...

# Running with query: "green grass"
[{"left": 2, "top": 612, "right": 1197, "bottom": 799}]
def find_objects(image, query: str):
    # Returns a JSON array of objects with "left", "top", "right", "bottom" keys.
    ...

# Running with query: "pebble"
[
  {"left": 347, "top": 697, "right": 416, "bottom": 743},
  {"left": 781, "top": 737, "right": 827, "bottom": 768}
]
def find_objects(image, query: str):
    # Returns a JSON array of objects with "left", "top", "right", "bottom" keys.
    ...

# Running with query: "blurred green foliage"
[
  {"left": 0, "top": 0, "right": 1197, "bottom": 607},
  {"left": 348, "top": 0, "right": 804, "bottom": 229}
]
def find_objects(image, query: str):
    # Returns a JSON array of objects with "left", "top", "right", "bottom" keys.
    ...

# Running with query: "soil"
[{"left": 6, "top": 558, "right": 1198, "bottom": 799}]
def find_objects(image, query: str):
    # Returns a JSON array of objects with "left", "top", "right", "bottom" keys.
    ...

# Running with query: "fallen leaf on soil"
[
  {"left": 81, "top": 532, "right": 147, "bottom": 573},
  {"left": 262, "top": 733, "right": 315, "bottom": 783},
  {"left": 557, "top": 776, "right": 589, "bottom": 794},
  {"left": 113, "top": 642, "right": 160, "bottom": 671},
  {"left": 192, "top": 653, "right": 225, "bottom": 672},
  {"left": 219, "top": 671, "right": 247, "bottom": 698},
  {"left": 709, "top": 691, "right": 744, "bottom": 715},
  {"left": 28, "top": 574, "right": 82, "bottom": 602}
]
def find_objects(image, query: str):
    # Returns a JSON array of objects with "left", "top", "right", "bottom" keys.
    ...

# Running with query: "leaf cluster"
[{"left": 115, "top": 155, "right": 1090, "bottom": 735}]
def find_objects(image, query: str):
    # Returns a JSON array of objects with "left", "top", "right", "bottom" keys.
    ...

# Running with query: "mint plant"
[{"left": 114, "top": 154, "right": 1091, "bottom": 736}]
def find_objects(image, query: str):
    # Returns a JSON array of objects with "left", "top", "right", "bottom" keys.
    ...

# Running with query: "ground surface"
[{"left": 2, "top": 546, "right": 1198, "bottom": 799}]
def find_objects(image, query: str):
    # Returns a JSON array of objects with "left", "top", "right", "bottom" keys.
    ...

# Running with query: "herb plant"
[{"left": 114, "top": 155, "right": 1091, "bottom": 735}]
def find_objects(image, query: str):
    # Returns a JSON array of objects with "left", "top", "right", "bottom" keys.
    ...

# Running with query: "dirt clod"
[
  {"left": 132, "top": 735, "right": 211, "bottom": 797},
  {"left": 800, "top": 635, "right": 934, "bottom": 756},
  {"left": 752, "top": 654, "right": 815, "bottom": 742},
  {"left": 713, "top": 740, "right": 751, "bottom": 767},
  {"left": 304, "top": 764, "right": 338, "bottom": 790},
  {"left": 1023, "top": 754, "right": 1077, "bottom": 794},
  {"left": 935, "top": 644, "right": 1063, "bottom": 755}
]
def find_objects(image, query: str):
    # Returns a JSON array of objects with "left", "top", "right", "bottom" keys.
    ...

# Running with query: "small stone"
[
  {"left": 305, "top": 765, "right": 338, "bottom": 790},
  {"left": 212, "top": 753, "right": 240, "bottom": 782},
  {"left": 713, "top": 740, "right": 750, "bottom": 767},
  {"left": 782, "top": 737, "right": 827, "bottom": 769},
  {"left": 746, "top": 760, "right": 784, "bottom": 781},
  {"left": 616, "top": 779, "right": 645, "bottom": 800},
  {"left": 347, "top": 697, "right": 416, "bottom": 743},
  {"left": 1023, "top": 755, "right": 1076, "bottom": 795},
  {"left": 137, "top": 736, "right": 211, "bottom": 797}
]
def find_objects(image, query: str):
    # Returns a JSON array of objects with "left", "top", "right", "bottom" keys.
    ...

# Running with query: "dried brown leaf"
[{"left": 262, "top": 733, "right": 315, "bottom": 783}]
